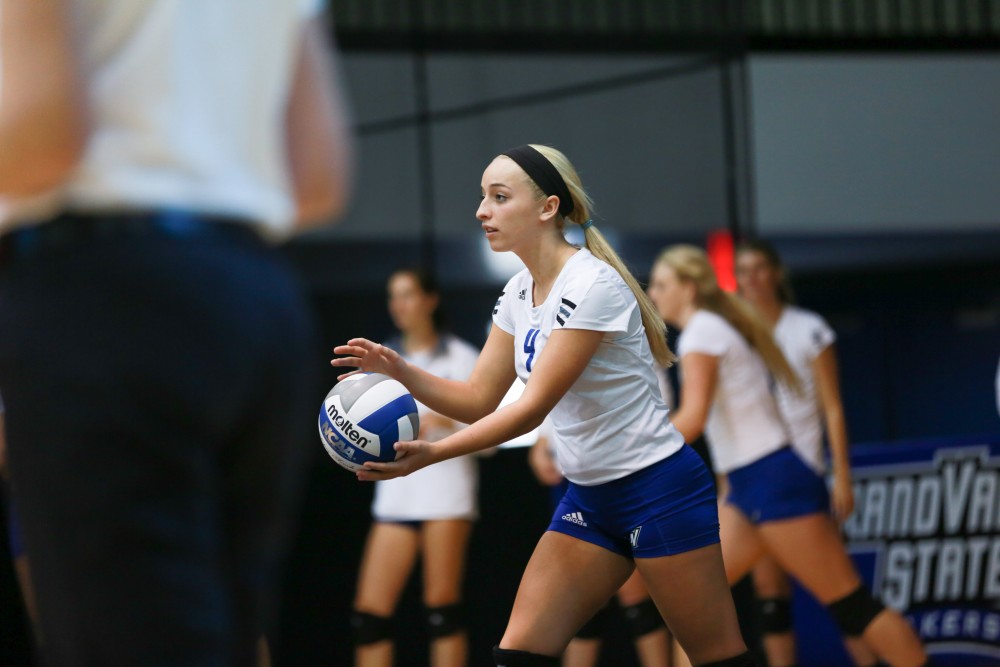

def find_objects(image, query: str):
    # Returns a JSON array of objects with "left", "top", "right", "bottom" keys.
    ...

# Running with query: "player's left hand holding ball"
[
  {"left": 356, "top": 439, "right": 438, "bottom": 481},
  {"left": 331, "top": 338, "right": 406, "bottom": 380}
]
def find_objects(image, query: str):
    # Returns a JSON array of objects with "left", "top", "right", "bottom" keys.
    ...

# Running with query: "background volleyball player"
[
  {"left": 735, "top": 240, "right": 878, "bottom": 667},
  {"left": 334, "top": 144, "right": 753, "bottom": 667},
  {"left": 648, "top": 245, "right": 929, "bottom": 667},
  {"left": 351, "top": 268, "right": 481, "bottom": 667}
]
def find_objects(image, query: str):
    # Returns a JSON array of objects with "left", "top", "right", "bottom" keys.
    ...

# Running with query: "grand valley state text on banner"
[{"left": 796, "top": 434, "right": 1000, "bottom": 666}]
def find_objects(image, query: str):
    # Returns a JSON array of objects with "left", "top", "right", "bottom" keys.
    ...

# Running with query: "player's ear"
[{"left": 539, "top": 195, "right": 560, "bottom": 222}]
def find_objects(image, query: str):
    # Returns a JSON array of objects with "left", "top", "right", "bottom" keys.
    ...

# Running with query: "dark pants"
[{"left": 0, "top": 221, "right": 319, "bottom": 666}]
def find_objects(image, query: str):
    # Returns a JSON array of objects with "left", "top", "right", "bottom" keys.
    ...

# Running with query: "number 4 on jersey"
[{"left": 523, "top": 328, "right": 541, "bottom": 372}]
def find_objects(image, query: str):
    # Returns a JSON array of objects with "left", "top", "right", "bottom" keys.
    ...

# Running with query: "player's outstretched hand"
[
  {"left": 355, "top": 440, "right": 436, "bottom": 481},
  {"left": 331, "top": 338, "right": 406, "bottom": 380}
]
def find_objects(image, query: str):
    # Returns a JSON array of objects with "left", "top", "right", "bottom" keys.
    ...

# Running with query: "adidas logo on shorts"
[{"left": 561, "top": 511, "right": 587, "bottom": 527}]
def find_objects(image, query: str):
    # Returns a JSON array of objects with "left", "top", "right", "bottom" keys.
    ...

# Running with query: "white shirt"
[
  {"left": 677, "top": 310, "right": 788, "bottom": 474},
  {"left": 493, "top": 248, "right": 684, "bottom": 486},
  {"left": 773, "top": 306, "right": 837, "bottom": 472},
  {"left": 372, "top": 335, "right": 482, "bottom": 521},
  {"left": 0, "top": 0, "right": 322, "bottom": 237}
]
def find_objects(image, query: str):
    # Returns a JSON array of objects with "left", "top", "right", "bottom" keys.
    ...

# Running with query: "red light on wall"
[{"left": 707, "top": 229, "right": 737, "bottom": 293}]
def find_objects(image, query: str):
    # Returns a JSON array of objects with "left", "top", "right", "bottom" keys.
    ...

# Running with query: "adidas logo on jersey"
[{"left": 561, "top": 511, "right": 587, "bottom": 527}]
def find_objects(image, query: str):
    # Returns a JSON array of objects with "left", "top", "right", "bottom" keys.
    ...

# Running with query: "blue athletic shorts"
[
  {"left": 547, "top": 445, "right": 719, "bottom": 559},
  {"left": 726, "top": 446, "right": 831, "bottom": 524}
]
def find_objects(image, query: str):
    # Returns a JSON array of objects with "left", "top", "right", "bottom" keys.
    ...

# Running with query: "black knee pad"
[
  {"left": 574, "top": 603, "right": 613, "bottom": 639},
  {"left": 622, "top": 598, "right": 666, "bottom": 639},
  {"left": 349, "top": 609, "right": 392, "bottom": 645},
  {"left": 757, "top": 596, "right": 793, "bottom": 635},
  {"left": 699, "top": 650, "right": 757, "bottom": 667},
  {"left": 426, "top": 603, "right": 465, "bottom": 639},
  {"left": 493, "top": 646, "right": 560, "bottom": 667},
  {"left": 827, "top": 586, "right": 885, "bottom": 637}
]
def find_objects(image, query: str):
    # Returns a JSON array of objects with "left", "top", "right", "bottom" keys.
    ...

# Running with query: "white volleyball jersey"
[
  {"left": 1, "top": 0, "right": 323, "bottom": 236},
  {"left": 773, "top": 306, "right": 836, "bottom": 473},
  {"left": 677, "top": 310, "right": 788, "bottom": 474},
  {"left": 372, "top": 335, "right": 482, "bottom": 521},
  {"left": 492, "top": 248, "right": 684, "bottom": 486}
]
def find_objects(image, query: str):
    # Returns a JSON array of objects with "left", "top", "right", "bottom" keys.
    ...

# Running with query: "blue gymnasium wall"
[{"left": 785, "top": 256, "right": 1000, "bottom": 443}]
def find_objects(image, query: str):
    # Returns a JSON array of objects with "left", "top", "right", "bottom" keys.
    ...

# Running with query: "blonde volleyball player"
[
  {"left": 333, "top": 144, "right": 753, "bottom": 667},
  {"left": 351, "top": 268, "right": 481, "bottom": 667},
  {"left": 735, "top": 240, "right": 877, "bottom": 667},
  {"left": 648, "top": 246, "right": 929, "bottom": 667}
]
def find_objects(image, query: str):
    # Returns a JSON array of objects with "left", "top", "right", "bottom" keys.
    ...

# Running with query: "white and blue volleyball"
[{"left": 319, "top": 373, "right": 420, "bottom": 472}]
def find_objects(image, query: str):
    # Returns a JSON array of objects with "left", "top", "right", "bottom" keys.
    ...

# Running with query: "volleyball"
[{"left": 319, "top": 372, "right": 420, "bottom": 472}]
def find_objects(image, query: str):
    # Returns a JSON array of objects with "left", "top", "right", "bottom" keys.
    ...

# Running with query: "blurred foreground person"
[{"left": 0, "top": 1, "right": 353, "bottom": 664}]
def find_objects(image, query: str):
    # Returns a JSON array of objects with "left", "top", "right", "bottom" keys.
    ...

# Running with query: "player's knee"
[
  {"left": 757, "top": 596, "right": 793, "bottom": 635},
  {"left": 426, "top": 603, "right": 465, "bottom": 639},
  {"left": 350, "top": 609, "right": 393, "bottom": 645},
  {"left": 826, "top": 586, "right": 884, "bottom": 637},
  {"left": 699, "top": 650, "right": 757, "bottom": 666},
  {"left": 574, "top": 603, "right": 613, "bottom": 639},
  {"left": 493, "top": 646, "right": 560, "bottom": 666},
  {"left": 622, "top": 598, "right": 666, "bottom": 639}
]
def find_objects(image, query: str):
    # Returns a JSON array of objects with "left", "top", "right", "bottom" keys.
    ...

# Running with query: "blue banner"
[{"left": 794, "top": 434, "right": 1000, "bottom": 666}]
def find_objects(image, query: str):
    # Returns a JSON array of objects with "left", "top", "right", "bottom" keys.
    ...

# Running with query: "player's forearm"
[
  {"left": 0, "top": 0, "right": 89, "bottom": 195},
  {"left": 286, "top": 18, "right": 354, "bottom": 228},
  {"left": 669, "top": 406, "right": 705, "bottom": 444},
  {"left": 397, "top": 363, "right": 495, "bottom": 425},
  {"left": 825, "top": 406, "right": 851, "bottom": 476},
  {"left": 431, "top": 399, "right": 546, "bottom": 462}
]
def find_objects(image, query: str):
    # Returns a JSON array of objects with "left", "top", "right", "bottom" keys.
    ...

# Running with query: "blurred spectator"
[{"left": 0, "top": 1, "right": 353, "bottom": 664}]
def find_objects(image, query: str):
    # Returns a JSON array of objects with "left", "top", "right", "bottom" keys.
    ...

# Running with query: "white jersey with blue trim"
[
  {"left": 372, "top": 334, "right": 482, "bottom": 521},
  {"left": 492, "top": 248, "right": 684, "bottom": 486},
  {"left": 677, "top": 309, "right": 789, "bottom": 474},
  {"left": 773, "top": 306, "right": 837, "bottom": 473}
]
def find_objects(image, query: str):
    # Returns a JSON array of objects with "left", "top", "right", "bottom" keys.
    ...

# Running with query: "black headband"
[{"left": 502, "top": 145, "right": 575, "bottom": 218}]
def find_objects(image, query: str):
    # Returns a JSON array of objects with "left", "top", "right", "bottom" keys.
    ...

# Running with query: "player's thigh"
[
  {"left": 752, "top": 555, "right": 792, "bottom": 598},
  {"left": 500, "top": 531, "right": 634, "bottom": 656},
  {"left": 615, "top": 568, "right": 652, "bottom": 607},
  {"left": 420, "top": 518, "right": 473, "bottom": 605},
  {"left": 354, "top": 522, "right": 421, "bottom": 613},
  {"left": 757, "top": 513, "right": 861, "bottom": 603},
  {"left": 718, "top": 500, "right": 765, "bottom": 585},
  {"left": 636, "top": 543, "right": 746, "bottom": 665}
]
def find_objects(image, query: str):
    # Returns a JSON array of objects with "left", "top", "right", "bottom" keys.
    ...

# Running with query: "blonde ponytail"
[
  {"left": 530, "top": 145, "right": 676, "bottom": 367},
  {"left": 655, "top": 245, "right": 800, "bottom": 392}
]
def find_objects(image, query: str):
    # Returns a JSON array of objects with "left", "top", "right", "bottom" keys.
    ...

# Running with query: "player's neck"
[
  {"left": 520, "top": 239, "right": 578, "bottom": 307},
  {"left": 752, "top": 298, "right": 784, "bottom": 328},
  {"left": 674, "top": 303, "right": 698, "bottom": 329}
]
